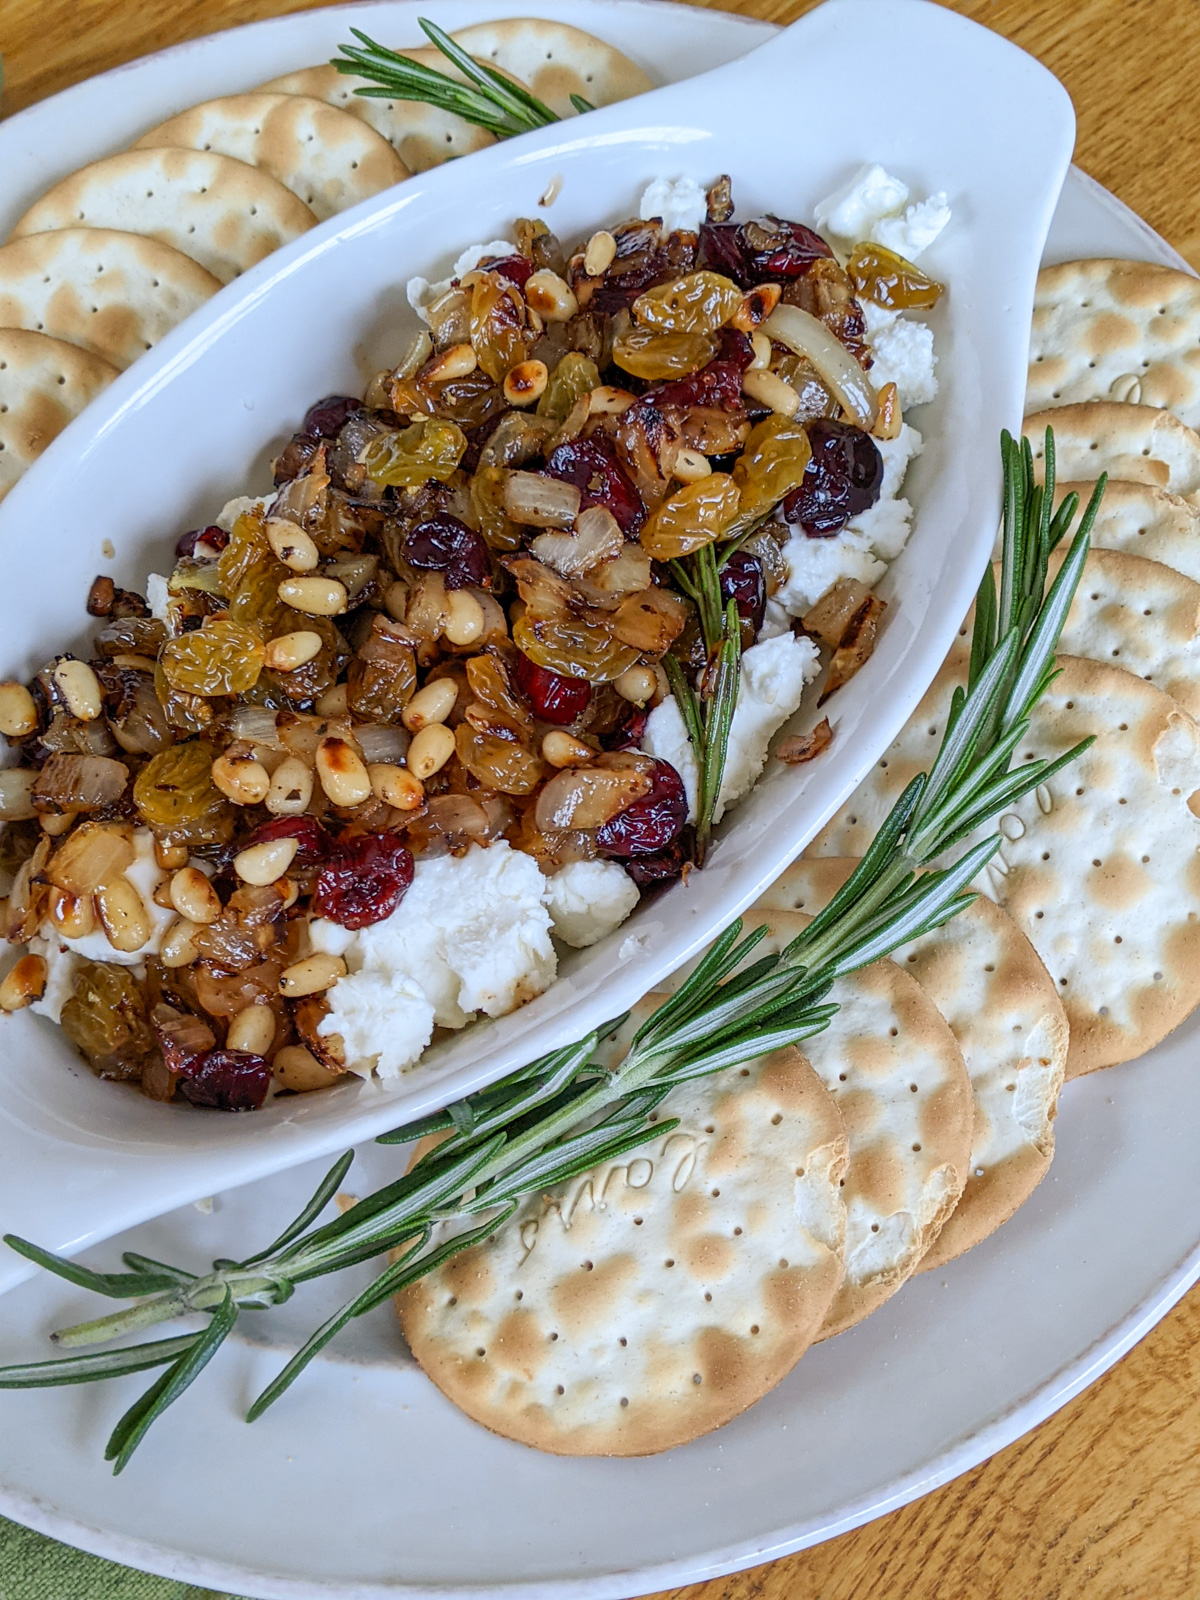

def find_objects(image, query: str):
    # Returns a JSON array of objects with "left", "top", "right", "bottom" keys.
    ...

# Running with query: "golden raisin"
[
  {"left": 159, "top": 619, "right": 265, "bottom": 697},
  {"left": 639, "top": 474, "right": 740, "bottom": 560},
  {"left": 847, "top": 242, "right": 944, "bottom": 310},
  {"left": 730, "top": 414, "right": 814, "bottom": 532},
  {"left": 611, "top": 327, "right": 719, "bottom": 382},
  {"left": 633, "top": 271, "right": 743, "bottom": 335},
  {"left": 360, "top": 419, "right": 467, "bottom": 488},
  {"left": 469, "top": 275, "right": 529, "bottom": 383},
  {"left": 513, "top": 611, "right": 640, "bottom": 685},
  {"left": 133, "top": 740, "right": 227, "bottom": 830},
  {"left": 536, "top": 352, "right": 600, "bottom": 424}
]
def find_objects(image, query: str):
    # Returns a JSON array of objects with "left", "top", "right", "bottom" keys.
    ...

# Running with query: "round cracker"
[
  {"left": 399, "top": 1041, "right": 847, "bottom": 1456},
  {"left": 0, "top": 328, "right": 118, "bottom": 502},
  {"left": 658, "top": 915, "right": 973, "bottom": 1337},
  {"left": 808, "top": 644, "right": 1200, "bottom": 1075},
  {"left": 11, "top": 149, "right": 316, "bottom": 286},
  {"left": 1037, "top": 546, "right": 1200, "bottom": 718},
  {"left": 1054, "top": 478, "right": 1200, "bottom": 584},
  {"left": 756, "top": 859, "right": 1067, "bottom": 1271},
  {"left": 259, "top": 54, "right": 503, "bottom": 173},
  {"left": 1023, "top": 402, "right": 1200, "bottom": 497},
  {"left": 0, "top": 227, "right": 220, "bottom": 370},
  {"left": 449, "top": 19, "right": 654, "bottom": 118},
  {"left": 1027, "top": 258, "right": 1200, "bottom": 428},
  {"left": 131, "top": 94, "right": 409, "bottom": 223}
]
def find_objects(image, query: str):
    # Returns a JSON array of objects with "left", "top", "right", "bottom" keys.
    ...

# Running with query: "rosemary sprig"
[
  {"left": 333, "top": 19, "right": 561, "bottom": 139},
  {"left": 0, "top": 431, "right": 1103, "bottom": 1473}
]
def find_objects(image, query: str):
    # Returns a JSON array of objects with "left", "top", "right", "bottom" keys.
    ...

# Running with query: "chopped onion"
[
  {"left": 761, "top": 304, "right": 878, "bottom": 429},
  {"left": 503, "top": 470, "right": 582, "bottom": 528},
  {"left": 31, "top": 755, "right": 128, "bottom": 814},
  {"left": 227, "top": 706, "right": 283, "bottom": 748},
  {"left": 535, "top": 765, "right": 653, "bottom": 832},
  {"left": 530, "top": 506, "right": 623, "bottom": 579},
  {"left": 356, "top": 723, "right": 410, "bottom": 766}
]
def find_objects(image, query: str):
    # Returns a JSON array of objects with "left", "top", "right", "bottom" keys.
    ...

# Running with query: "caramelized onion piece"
[{"left": 762, "top": 304, "right": 878, "bottom": 429}]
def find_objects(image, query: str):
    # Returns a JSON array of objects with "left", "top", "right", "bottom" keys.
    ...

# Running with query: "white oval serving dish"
[{"left": 0, "top": 0, "right": 1073, "bottom": 1296}]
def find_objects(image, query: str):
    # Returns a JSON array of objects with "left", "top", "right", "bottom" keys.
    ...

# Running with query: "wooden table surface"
[{"left": 3, "top": 2, "right": 1200, "bottom": 1597}]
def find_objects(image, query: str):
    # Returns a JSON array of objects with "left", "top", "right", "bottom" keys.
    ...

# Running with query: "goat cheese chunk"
[
  {"left": 311, "top": 842, "right": 556, "bottom": 1079},
  {"left": 546, "top": 860, "right": 639, "bottom": 949},
  {"left": 28, "top": 934, "right": 81, "bottom": 1024},
  {"left": 639, "top": 176, "right": 708, "bottom": 235},
  {"left": 146, "top": 572, "right": 171, "bottom": 623},
  {"left": 38, "top": 828, "right": 177, "bottom": 968},
  {"left": 643, "top": 633, "right": 821, "bottom": 824},
  {"left": 406, "top": 239, "right": 516, "bottom": 322},
  {"left": 814, "top": 163, "right": 950, "bottom": 260},
  {"left": 216, "top": 494, "right": 273, "bottom": 532},
  {"left": 867, "top": 315, "right": 938, "bottom": 408},
  {"left": 775, "top": 425, "right": 923, "bottom": 612}
]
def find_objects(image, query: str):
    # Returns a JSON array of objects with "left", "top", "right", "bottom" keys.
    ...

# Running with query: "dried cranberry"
[
  {"left": 245, "top": 814, "right": 329, "bottom": 867},
  {"left": 513, "top": 651, "right": 592, "bottom": 725},
  {"left": 752, "top": 215, "right": 835, "bottom": 280},
  {"left": 698, "top": 218, "right": 833, "bottom": 289},
  {"left": 601, "top": 703, "right": 649, "bottom": 751},
  {"left": 545, "top": 436, "right": 645, "bottom": 535},
  {"left": 696, "top": 222, "right": 751, "bottom": 286},
  {"left": 782, "top": 419, "right": 884, "bottom": 538},
  {"left": 596, "top": 758, "right": 688, "bottom": 857},
  {"left": 719, "top": 549, "right": 766, "bottom": 632},
  {"left": 623, "top": 829, "right": 695, "bottom": 888},
  {"left": 178, "top": 1048, "right": 272, "bottom": 1112},
  {"left": 481, "top": 253, "right": 534, "bottom": 288},
  {"left": 641, "top": 328, "right": 753, "bottom": 413},
  {"left": 175, "top": 525, "right": 229, "bottom": 560},
  {"left": 403, "top": 514, "right": 491, "bottom": 590},
  {"left": 313, "top": 831, "right": 414, "bottom": 930},
  {"left": 274, "top": 433, "right": 321, "bottom": 485},
  {"left": 302, "top": 395, "right": 364, "bottom": 440}
]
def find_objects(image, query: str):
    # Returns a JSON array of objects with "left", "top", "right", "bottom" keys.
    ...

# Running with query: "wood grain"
[{"left": 2, "top": 2, "right": 1200, "bottom": 1597}]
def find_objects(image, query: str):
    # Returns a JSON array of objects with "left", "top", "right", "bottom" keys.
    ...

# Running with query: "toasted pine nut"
[
  {"left": 588, "top": 385, "right": 636, "bottom": 415},
  {"left": 731, "top": 283, "right": 782, "bottom": 331},
  {"left": 503, "top": 359, "right": 548, "bottom": 408},
  {"left": 614, "top": 665, "right": 658, "bottom": 707},
  {"left": 748, "top": 330, "right": 772, "bottom": 370},
  {"left": 0, "top": 953, "right": 47, "bottom": 1012},
  {"left": 369, "top": 763, "right": 425, "bottom": 810},
  {"left": 40, "top": 811, "right": 75, "bottom": 837},
  {"left": 169, "top": 866, "right": 221, "bottom": 926},
  {"left": 280, "top": 952, "right": 347, "bottom": 999},
  {"left": 263, "top": 631, "right": 323, "bottom": 672},
  {"left": 266, "top": 518, "right": 319, "bottom": 572},
  {"left": 315, "top": 682, "right": 349, "bottom": 716},
  {"left": 161, "top": 917, "right": 202, "bottom": 969},
  {"left": 673, "top": 447, "right": 712, "bottom": 483},
  {"left": 266, "top": 755, "right": 315, "bottom": 816},
  {"left": 0, "top": 769, "right": 37, "bottom": 821},
  {"left": 52, "top": 659, "right": 103, "bottom": 722},
  {"left": 871, "top": 381, "right": 902, "bottom": 441},
  {"left": 96, "top": 876, "right": 152, "bottom": 954},
  {"left": 425, "top": 343, "right": 477, "bottom": 382},
  {"left": 0, "top": 682, "right": 37, "bottom": 739},
  {"left": 316, "top": 736, "right": 371, "bottom": 807},
  {"left": 279, "top": 576, "right": 348, "bottom": 616},
  {"left": 384, "top": 581, "right": 408, "bottom": 622},
  {"left": 542, "top": 730, "right": 592, "bottom": 768},
  {"left": 49, "top": 888, "right": 96, "bottom": 939},
  {"left": 443, "top": 590, "right": 486, "bottom": 647},
  {"left": 279, "top": 877, "right": 300, "bottom": 911},
  {"left": 584, "top": 229, "right": 617, "bottom": 277},
  {"left": 402, "top": 678, "right": 458, "bottom": 732},
  {"left": 211, "top": 753, "right": 271, "bottom": 806},
  {"left": 154, "top": 840, "right": 190, "bottom": 871},
  {"left": 234, "top": 836, "right": 299, "bottom": 887},
  {"left": 408, "top": 723, "right": 455, "bottom": 780},
  {"left": 742, "top": 368, "right": 799, "bottom": 418},
  {"left": 273, "top": 1043, "right": 340, "bottom": 1092},
  {"left": 227, "top": 1004, "right": 276, "bottom": 1057},
  {"left": 524, "top": 269, "right": 578, "bottom": 323}
]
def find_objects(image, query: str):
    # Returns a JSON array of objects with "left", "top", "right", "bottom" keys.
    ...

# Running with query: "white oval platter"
[
  {"left": 0, "top": 0, "right": 1073, "bottom": 1296},
  {"left": 3, "top": 6, "right": 1195, "bottom": 1599}
]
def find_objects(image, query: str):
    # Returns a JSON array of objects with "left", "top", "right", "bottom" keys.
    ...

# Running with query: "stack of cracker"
[
  {"left": 397, "top": 255, "right": 1200, "bottom": 1459},
  {"left": 0, "top": 18, "right": 652, "bottom": 501}
]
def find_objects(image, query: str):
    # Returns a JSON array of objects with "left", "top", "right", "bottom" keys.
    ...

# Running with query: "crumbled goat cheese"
[
  {"left": 643, "top": 633, "right": 821, "bottom": 824},
  {"left": 774, "top": 425, "right": 923, "bottom": 613},
  {"left": 216, "top": 495, "right": 272, "bottom": 532},
  {"left": 545, "top": 860, "right": 639, "bottom": 949},
  {"left": 869, "top": 317, "right": 938, "bottom": 408},
  {"left": 813, "top": 163, "right": 950, "bottom": 260},
  {"left": 28, "top": 933, "right": 80, "bottom": 1025},
  {"left": 311, "top": 842, "right": 556, "bottom": 1079},
  {"left": 146, "top": 572, "right": 170, "bottom": 623},
  {"left": 406, "top": 239, "right": 516, "bottom": 322},
  {"left": 38, "top": 828, "right": 177, "bottom": 968},
  {"left": 639, "top": 176, "right": 708, "bottom": 236}
]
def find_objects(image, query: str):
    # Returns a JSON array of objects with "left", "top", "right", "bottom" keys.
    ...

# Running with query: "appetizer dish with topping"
[{"left": 0, "top": 168, "right": 946, "bottom": 1109}]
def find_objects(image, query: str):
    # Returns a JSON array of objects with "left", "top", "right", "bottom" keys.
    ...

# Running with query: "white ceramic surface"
[
  {"left": 0, "top": 0, "right": 1073, "bottom": 1298},
  {"left": 0, "top": 9, "right": 1196, "bottom": 1600}
]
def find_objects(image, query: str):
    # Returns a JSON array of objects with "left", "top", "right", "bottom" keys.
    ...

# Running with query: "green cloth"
[{"left": 0, "top": 1515, "right": 249, "bottom": 1599}]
